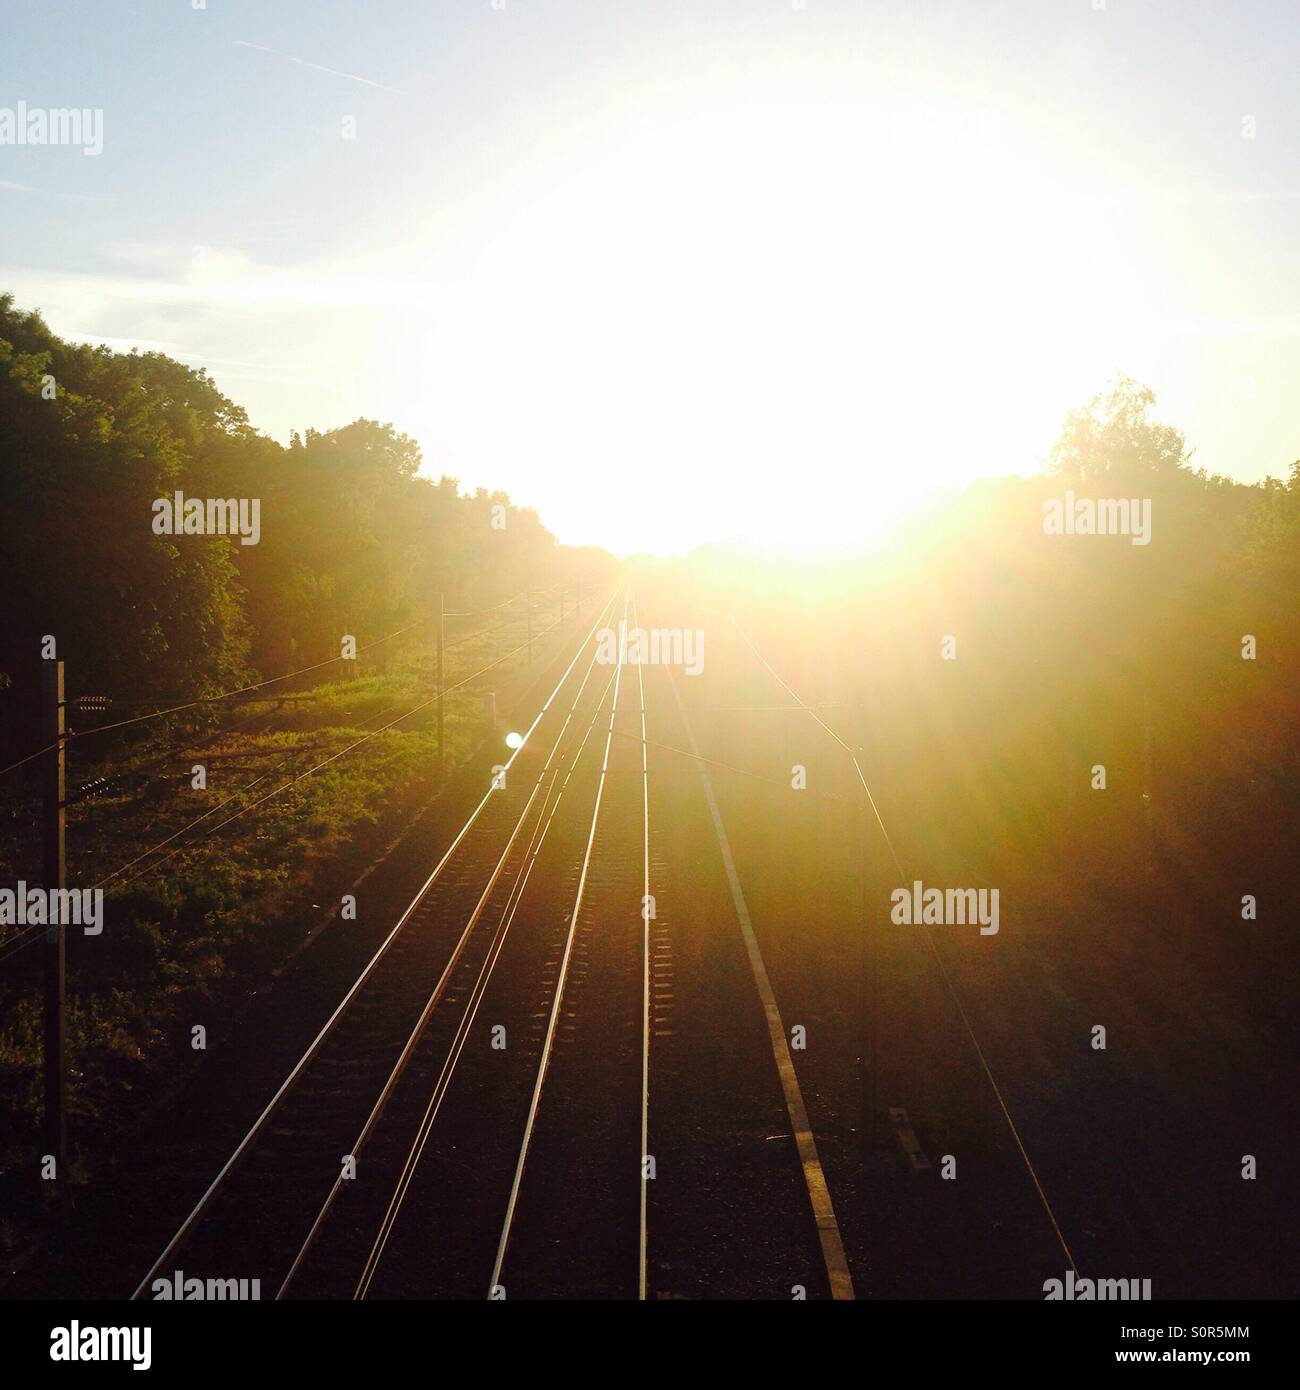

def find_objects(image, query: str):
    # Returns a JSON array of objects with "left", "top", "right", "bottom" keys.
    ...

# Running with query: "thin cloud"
[
  {"left": 0, "top": 180, "right": 110, "bottom": 202},
  {"left": 0, "top": 261, "right": 442, "bottom": 316},
  {"left": 234, "top": 40, "right": 407, "bottom": 95}
]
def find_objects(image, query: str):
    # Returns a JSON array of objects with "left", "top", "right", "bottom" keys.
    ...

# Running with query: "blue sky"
[{"left": 3, "top": 0, "right": 1299, "bottom": 552}]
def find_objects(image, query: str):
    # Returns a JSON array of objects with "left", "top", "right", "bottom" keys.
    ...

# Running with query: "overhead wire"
[{"left": 709, "top": 596, "right": 1081, "bottom": 1280}]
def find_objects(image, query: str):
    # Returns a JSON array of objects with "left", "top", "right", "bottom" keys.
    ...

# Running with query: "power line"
[
  {"left": 713, "top": 596, "right": 1081, "bottom": 1280},
  {"left": 0, "top": 583, "right": 554, "bottom": 779},
  {"left": 92, "top": 598, "right": 553, "bottom": 800},
  {"left": 65, "top": 618, "right": 437, "bottom": 741},
  {"left": 443, "top": 608, "right": 533, "bottom": 652},
  {"left": 104, "top": 682, "right": 446, "bottom": 892},
  {"left": 443, "top": 590, "right": 526, "bottom": 618},
  {"left": 94, "top": 611, "right": 567, "bottom": 891},
  {"left": 125, "top": 584, "right": 623, "bottom": 1301},
  {"left": 728, "top": 612, "right": 906, "bottom": 878}
]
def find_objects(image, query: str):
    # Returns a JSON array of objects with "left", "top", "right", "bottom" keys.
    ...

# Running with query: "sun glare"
[{"left": 411, "top": 94, "right": 1156, "bottom": 556}]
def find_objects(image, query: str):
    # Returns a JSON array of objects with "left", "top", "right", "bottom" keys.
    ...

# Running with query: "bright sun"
[{"left": 413, "top": 95, "right": 1155, "bottom": 556}]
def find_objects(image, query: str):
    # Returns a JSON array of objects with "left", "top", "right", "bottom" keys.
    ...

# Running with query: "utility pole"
[
  {"left": 526, "top": 589, "right": 533, "bottom": 665},
  {"left": 436, "top": 593, "right": 445, "bottom": 775},
  {"left": 560, "top": 588, "right": 565, "bottom": 624},
  {"left": 862, "top": 788, "right": 878, "bottom": 1152},
  {"left": 858, "top": 694, "right": 878, "bottom": 1156},
  {"left": 1142, "top": 688, "right": 1154, "bottom": 874},
  {"left": 42, "top": 659, "right": 67, "bottom": 1176}
]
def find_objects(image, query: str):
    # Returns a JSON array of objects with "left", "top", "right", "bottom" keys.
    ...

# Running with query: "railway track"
[
  {"left": 128, "top": 581, "right": 855, "bottom": 1301},
  {"left": 129, "top": 586, "right": 627, "bottom": 1299},
  {"left": 100, "top": 573, "right": 1290, "bottom": 1306},
  {"left": 485, "top": 591, "right": 648, "bottom": 1299}
]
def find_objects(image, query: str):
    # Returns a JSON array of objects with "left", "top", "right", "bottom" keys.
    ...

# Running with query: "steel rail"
[
  {"left": 487, "top": 593, "right": 631, "bottom": 1297},
  {"left": 128, "top": 583, "right": 623, "bottom": 1301}
]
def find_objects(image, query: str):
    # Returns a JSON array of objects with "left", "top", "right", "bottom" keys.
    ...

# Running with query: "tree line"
[
  {"left": 0, "top": 293, "right": 601, "bottom": 767},
  {"left": 686, "top": 376, "right": 1299, "bottom": 899}
]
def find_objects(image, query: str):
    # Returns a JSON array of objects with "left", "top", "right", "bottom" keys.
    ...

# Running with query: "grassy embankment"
[{"left": 0, "top": 605, "right": 566, "bottom": 1188}]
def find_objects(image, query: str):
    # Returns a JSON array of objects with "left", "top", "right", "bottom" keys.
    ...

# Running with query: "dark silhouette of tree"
[{"left": 0, "top": 294, "right": 587, "bottom": 763}]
